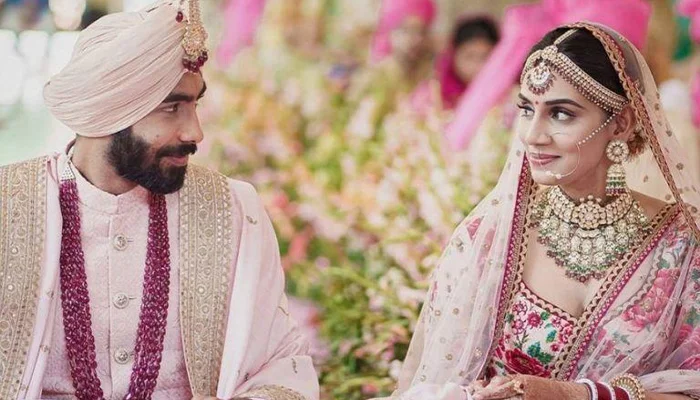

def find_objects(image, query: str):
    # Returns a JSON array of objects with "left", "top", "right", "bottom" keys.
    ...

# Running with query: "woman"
[
  {"left": 411, "top": 15, "right": 500, "bottom": 114},
  {"left": 389, "top": 23, "right": 700, "bottom": 400}
]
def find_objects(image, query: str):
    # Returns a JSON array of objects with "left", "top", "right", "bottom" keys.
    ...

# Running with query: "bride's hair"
[{"left": 525, "top": 27, "right": 647, "bottom": 156}]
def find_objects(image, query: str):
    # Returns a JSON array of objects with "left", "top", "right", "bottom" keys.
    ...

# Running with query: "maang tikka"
[{"left": 521, "top": 29, "right": 628, "bottom": 114}]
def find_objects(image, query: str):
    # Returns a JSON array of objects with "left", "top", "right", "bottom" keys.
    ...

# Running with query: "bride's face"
[{"left": 516, "top": 70, "right": 617, "bottom": 188}]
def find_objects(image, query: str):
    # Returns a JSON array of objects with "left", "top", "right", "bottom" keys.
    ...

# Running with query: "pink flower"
[
  {"left": 622, "top": 268, "right": 680, "bottom": 332},
  {"left": 513, "top": 319, "right": 526, "bottom": 335},
  {"left": 560, "top": 324, "right": 573, "bottom": 339},
  {"left": 283, "top": 228, "right": 312, "bottom": 270},
  {"left": 680, "top": 355, "right": 700, "bottom": 370},
  {"left": 655, "top": 268, "right": 681, "bottom": 293},
  {"left": 599, "top": 339, "right": 617, "bottom": 357},
  {"left": 504, "top": 348, "right": 549, "bottom": 377},
  {"left": 513, "top": 301, "right": 528, "bottom": 316},
  {"left": 361, "top": 383, "right": 379, "bottom": 395},
  {"left": 594, "top": 328, "right": 617, "bottom": 357},
  {"left": 679, "top": 324, "right": 694, "bottom": 344},
  {"left": 679, "top": 325, "right": 700, "bottom": 354},
  {"left": 271, "top": 192, "right": 290, "bottom": 209},
  {"left": 551, "top": 343, "right": 561, "bottom": 352},
  {"left": 527, "top": 312, "right": 542, "bottom": 328}
]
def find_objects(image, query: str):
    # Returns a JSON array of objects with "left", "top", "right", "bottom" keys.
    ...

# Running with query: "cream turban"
[{"left": 44, "top": 2, "right": 191, "bottom": 137}]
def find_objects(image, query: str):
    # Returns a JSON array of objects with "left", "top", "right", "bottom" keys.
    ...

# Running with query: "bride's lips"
[{"left": 527, "top": 153, "right": 560, "bottom": 166}]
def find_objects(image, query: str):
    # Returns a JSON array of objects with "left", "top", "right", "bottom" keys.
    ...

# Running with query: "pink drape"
[{"left": 216, "top": 0, "right": 267, "bottom": 68}]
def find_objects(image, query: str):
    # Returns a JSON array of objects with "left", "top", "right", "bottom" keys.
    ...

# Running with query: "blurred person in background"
[
  {"left": 0, "top": 0, "right": 51, "bottom": 31},
  {"left": 345, "top": 0, "right": 436, "bottom": 138},
  {"left": 411, "top": 15, "right": 500, "bottom": 115}
]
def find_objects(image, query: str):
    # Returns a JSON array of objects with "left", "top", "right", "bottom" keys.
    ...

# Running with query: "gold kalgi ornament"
[{"left": 176, "top": 0, "right": 209, "bottom": 73}]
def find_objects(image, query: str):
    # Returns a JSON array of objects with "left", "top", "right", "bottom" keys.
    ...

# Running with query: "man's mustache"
[{"left": 156, "top": 143, "right": 198, "bottom": 158}]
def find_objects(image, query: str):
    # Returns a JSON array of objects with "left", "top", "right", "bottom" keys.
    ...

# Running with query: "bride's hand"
[
  {"left": 468, "top": 376, "right": 524, "bottom": 400},
  {"left": 469, "top": 375, "right": 589, "bottom": 400}
]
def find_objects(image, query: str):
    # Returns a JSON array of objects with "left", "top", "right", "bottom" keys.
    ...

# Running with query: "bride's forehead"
[{"left": 520, "top": 71, "right": 590, "bottom": 105}]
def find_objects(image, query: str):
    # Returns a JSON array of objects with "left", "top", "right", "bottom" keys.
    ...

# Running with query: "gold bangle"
[{"left": 609, "top": 373, "right": 645, "bottom": 400}]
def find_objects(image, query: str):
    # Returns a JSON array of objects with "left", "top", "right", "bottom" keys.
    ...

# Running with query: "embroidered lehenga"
[{"left": 391, "top": 22, "right": 700, "bottom": 399}]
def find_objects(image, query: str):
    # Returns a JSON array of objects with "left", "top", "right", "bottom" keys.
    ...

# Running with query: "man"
[{"left": 0, "top": 1, "right": 319, "bottom": 399}]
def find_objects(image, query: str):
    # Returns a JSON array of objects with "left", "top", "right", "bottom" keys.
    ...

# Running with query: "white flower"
[
  {"left": 389, "top": 360, "right": 404, "bottom": 380},
  {"left": 418, "top": 191, "right": 445, "bottom": 231},
  {"left": 347, "top": 98, "right": 378, "bottom": 139},
  {"left": 376, "top": 179, "right": 399, "bottom": 209},
  {"left": 281, "top": 79, "right": 303, "bottom": 106}
]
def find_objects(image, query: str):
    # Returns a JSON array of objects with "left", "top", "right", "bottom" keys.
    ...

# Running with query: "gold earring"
[{"left": 606, "top": 140, "right": 630, "bottom": 197}]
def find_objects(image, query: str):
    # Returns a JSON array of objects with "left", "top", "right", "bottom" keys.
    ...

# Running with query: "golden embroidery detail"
[
  {"left": 179, "top": 164, "right": 234, "bottom": 395},
  {"left": 0, "top": 157, "right": 47, "bottom": 399},
  {"left": 239, "top": 384, "right": 307, "bottom": 400}
]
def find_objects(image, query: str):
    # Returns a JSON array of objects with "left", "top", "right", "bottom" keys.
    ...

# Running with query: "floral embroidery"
[
  {"left": 680, "top": 355, "right": 700, "bottom": 370},
  {"left": 678, "top": 317, "right": 700, "bottom": 371},
  {"left": 621, "top": 267, "right": 681, "bottom": 332},
  {"left": 488, "top": 284, "right": 576, "bottom": 378}
]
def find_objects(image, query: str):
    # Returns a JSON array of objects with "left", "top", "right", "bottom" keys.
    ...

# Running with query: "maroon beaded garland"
[{"left": 59, "top": 167, "right": 171, "bottom": 400}]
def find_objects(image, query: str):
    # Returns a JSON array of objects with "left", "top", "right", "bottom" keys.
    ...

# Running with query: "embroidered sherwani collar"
[{"left": 61, "top": 153, "right": 149, "bottom": 216}]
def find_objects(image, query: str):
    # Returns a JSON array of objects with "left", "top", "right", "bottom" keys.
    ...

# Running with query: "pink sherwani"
[
  {"left": 0, "top": 153, "right": 319, "bottom": 400},
  {"left": 41, "top": 162, "right": 204, "bottom": 398}
]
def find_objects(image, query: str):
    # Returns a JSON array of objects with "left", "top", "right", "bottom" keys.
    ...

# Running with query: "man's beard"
[{"left": 107, "top": 128, "right": 197, "bottom": 194}]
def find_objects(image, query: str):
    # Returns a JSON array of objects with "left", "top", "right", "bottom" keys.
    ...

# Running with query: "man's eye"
[{"left": 164, "top": 104, "right": 179, "bottom": 113}]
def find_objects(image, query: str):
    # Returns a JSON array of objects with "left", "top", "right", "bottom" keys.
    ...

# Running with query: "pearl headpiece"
[{"left": 521, "top": 29, "right": 628, "bottom": 114}]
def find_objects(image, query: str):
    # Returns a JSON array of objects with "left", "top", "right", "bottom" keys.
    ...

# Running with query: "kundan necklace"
[
  {"left": 529, "top": 186, "right": 650, "bottom": 283},
  {"left": 58, "top": 159, "right": 172, "bottom": 400}
]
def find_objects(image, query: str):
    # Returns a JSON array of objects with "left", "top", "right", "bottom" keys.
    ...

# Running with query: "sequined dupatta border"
[
  {"left": 179, "top": 164, "right": 233, "bottom": 395},
  {"left": 482, "top": 156, "right": 535, "bottom": 375},
  {"left": 0, "top": 157, "right": 47, "bottom": 399}
]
